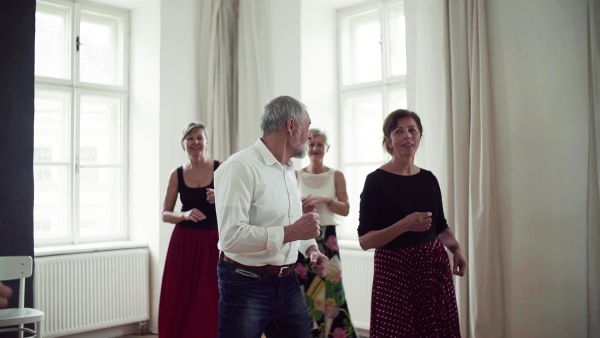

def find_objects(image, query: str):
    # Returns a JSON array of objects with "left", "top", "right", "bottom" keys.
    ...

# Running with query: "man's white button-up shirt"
[{"left": 214, "top": 138, "right": 317, "bottom": 266}]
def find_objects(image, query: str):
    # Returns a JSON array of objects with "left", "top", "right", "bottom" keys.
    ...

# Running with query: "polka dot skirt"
[{"left": 370, "top": 239, "right": 460, "bottom": 338}]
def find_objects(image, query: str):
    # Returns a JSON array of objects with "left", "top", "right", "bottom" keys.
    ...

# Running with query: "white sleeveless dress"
[{"left": 297, "top": 169, "right": 341, "bottom": 226}]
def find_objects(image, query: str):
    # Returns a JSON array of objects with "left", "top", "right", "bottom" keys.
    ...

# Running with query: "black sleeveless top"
[{"left": 176, "top": 160, "right": 220, "bottom": 231}]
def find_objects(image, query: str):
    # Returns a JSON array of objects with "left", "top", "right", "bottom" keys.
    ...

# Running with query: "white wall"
[
  {"left": 300, "top": 0, "right": 341, "bottom": 169},
  {"left": 154, "top": 0, "right": 200, "bottom": 332},
  {"left": 129, "top": 0, "right": 200, "bottom": 332},
  {"left": 487, "top": 0, "right": 590, "bottom": 336},
  {"left": 271, "top": 0, "right": 302, "bottom": 99},
  {"left": 128, "top": 0, "right": 161, "bottom": 334}
]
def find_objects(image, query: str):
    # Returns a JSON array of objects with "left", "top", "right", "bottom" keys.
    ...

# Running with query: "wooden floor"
[
  {"left": 123, "top": 335, "right": 269, "bottom": 338},
  {"left": 122, "top": 335, "right": 267, "bottom": 338}
]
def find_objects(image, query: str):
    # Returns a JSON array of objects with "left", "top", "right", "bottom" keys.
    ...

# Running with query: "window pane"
[
  {"left": 33, "top": 165, "right": 71, "bottom": 241},
  {"left": 388, "top": 3, "right": 407, "bottom": 77},
  {"left": 34, "top": 89, "right": 71, "bottom": 162},
  {"left": 80, "top": 95, "right": 123, "bottom": 164},
  {"left": 342, "top": 164, "right": 381, "bottom": 235},
  {"left": 340, "top": 9, "right": 382, "bottom": 85},
  {"left": 79, "top": 168, "right": 122, "bottom": 239},
  {"left": 388, "top": 87, "right": 408, "bottom": 111},
  {"left": 342, "top": 93, "right": 383, "bottom": 163},
  {"left": 35, "top": 2, "right": 71, "bottom": 79},
  {"left": 34, "top": 88, "right": 72, "bottom": 243},
  {"left": 79, "top": 11, "right": 124, "bottom": 86}
]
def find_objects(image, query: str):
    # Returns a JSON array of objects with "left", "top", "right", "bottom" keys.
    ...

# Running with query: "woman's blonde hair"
[
  {"left": 181, "top": 122, "right": 207, "bottom": 143},
  {"left": 309, "top": 128, "right": 328, "bottom": 144}
]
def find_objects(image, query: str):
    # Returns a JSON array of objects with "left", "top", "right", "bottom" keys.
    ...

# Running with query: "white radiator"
[
  {"left": 34, "top": 248, "right": 150, "bottom": 337},
  {"left": 340, "top": 248, "right": 374, "bottom": 334}
]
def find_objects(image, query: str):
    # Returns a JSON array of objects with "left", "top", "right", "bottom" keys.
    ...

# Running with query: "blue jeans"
[{"left": 217, "top": 260, "right": 311, "bottom": 338}]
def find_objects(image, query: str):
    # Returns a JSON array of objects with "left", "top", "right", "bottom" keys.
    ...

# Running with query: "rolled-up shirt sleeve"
[
  {"left": 265, "top": 226, "right": 284, "bottom": 254},
  {"left": 298, "top": 239, "right": 318, "bottom": 258}
]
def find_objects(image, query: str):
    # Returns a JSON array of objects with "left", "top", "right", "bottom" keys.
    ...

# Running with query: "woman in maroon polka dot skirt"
[{"left": 357, "top": 110, "right": 468, "bottom": 338}]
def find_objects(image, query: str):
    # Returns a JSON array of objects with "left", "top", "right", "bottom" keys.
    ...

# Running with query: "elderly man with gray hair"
[{"left": 214, "top": 95, "right": 329, "bottom": 338}]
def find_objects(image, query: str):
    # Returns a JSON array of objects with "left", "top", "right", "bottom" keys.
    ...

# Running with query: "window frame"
[
  {"left": 34, "top": 0, "right": 130, "bottom": 247},
  {"left": 337, "top": 0, "right": 407, "bottom": 240}
]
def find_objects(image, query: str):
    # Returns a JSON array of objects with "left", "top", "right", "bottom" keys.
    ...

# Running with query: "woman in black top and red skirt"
[
  {"left": 358, "top": 110, "right": 468, "bottom": 338},
  {"left": 159, "top": 122, "right": 220, "bottom": 338}
]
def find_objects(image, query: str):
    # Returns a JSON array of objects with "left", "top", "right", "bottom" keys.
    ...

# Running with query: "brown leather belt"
[{"left": 219, "top": 252, "right": 294, "bottom": 277}]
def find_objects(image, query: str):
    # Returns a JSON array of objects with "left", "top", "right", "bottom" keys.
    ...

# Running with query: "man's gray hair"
[{"left": 260, "top": 96, "right": 307, "bottom": 137}]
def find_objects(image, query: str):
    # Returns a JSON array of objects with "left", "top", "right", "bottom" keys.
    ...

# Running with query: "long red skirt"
[
  {"left": 158, "top": 226, "right": 219, "bottom": 338},
  {"left": 370, "top": 239, "right": 460, "bottom": 338}
]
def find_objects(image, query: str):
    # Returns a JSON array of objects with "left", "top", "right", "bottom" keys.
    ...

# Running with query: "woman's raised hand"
[
  {"left": 183, "top": 208, "right": 206, "bottom": 222},
  {"left": 301, "top": 194, "right": 329, "bottom": 212},
  {"left": 301, "top": 195, "right": 315, "bottom": 213},
  {"left": 206, "top": 188, "right": 215, "bottom": 204},
  {"left": 401, "top": 212, "right": 432, "bottom": 232}
]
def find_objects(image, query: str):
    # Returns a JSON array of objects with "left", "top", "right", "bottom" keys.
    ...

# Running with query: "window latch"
[{"left": 76, "top": 36, "right": 83, "bottom": 51}]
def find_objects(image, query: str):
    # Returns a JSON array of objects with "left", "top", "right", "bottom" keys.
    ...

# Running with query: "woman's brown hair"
[{"left": 382, "top": 109, "right": 423, "bottom": 154}]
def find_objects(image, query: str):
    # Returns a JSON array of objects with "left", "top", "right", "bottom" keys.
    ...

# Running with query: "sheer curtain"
[
  {"left": 587, "top": 0, "right": 600, "bottom": 336},
  {"left": 236, "top": 0, "right": 273, "bottom": 152},
  {"left": 406, "top": 1, "right": 504, "bottom": 336},
  {"left": 197, "top": 0, "right": 237, "bottom": 160},
  {"left": 196, "top": 0, "right": 272, "bottom": 160}
]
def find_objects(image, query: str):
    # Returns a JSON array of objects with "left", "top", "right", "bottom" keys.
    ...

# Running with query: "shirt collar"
[{"left": 254, "top": 138, "right": 295, "bottom": 170}]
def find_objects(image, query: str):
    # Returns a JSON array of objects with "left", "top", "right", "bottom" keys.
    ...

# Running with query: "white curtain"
[
  {"left": 197, "top": 0, "right": 272, "bottom": 160},
  {"left": 587, "top": 0, "right": 600, "bottom": 336},
  {"left": 236, "top": 0, "right": 273, "bottom": 152},
  {"left": 406, "top": 1, "right": 504, "bottom": 336},
  {"left": 197, "top": 0, "right": 237, "bottom": 161}
]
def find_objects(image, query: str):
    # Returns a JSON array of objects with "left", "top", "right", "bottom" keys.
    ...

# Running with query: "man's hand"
[
  {"left": 283, "top": 211, "right": 320, "bottom": 243},
  {"left": 309, "top": 251, "right": 329, "bottom": 278},
  {"left": 0, "top": 282, "right": 12, "bottom": 308}
]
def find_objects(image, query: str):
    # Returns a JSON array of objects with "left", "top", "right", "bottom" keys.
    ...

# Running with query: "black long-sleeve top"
[{"left": 357, "top": 168, "right": 449, "bottom": 249}]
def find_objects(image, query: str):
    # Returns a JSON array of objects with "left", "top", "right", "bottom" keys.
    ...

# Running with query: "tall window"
[
  {"left": 34, "top": 0, "right": 129, "bottom": 246},
  {"left": 337, "top": 1, "right": 407, "bottom": 238}
]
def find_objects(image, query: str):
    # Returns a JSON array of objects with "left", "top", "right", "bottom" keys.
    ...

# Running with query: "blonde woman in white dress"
[{"left": 294, "top": 128, "right": 358, "bottom": 338}]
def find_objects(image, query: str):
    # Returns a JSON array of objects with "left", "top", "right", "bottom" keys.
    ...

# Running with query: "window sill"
[{"left": 34, "top": 241, "right": 149, "bottom": 257}]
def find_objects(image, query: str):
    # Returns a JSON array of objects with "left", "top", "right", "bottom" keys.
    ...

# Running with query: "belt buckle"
[{"left": 278, "top": 266, "right": 289, "bottom": 277}]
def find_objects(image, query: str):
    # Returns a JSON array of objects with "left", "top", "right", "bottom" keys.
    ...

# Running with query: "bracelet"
[{"left": 327, "top": 198, "right": 334, "bottom": 206}]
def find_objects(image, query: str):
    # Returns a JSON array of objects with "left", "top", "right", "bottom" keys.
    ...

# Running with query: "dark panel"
[{"left": 0, "top": 0, "right": 37, "bottom": 316}]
